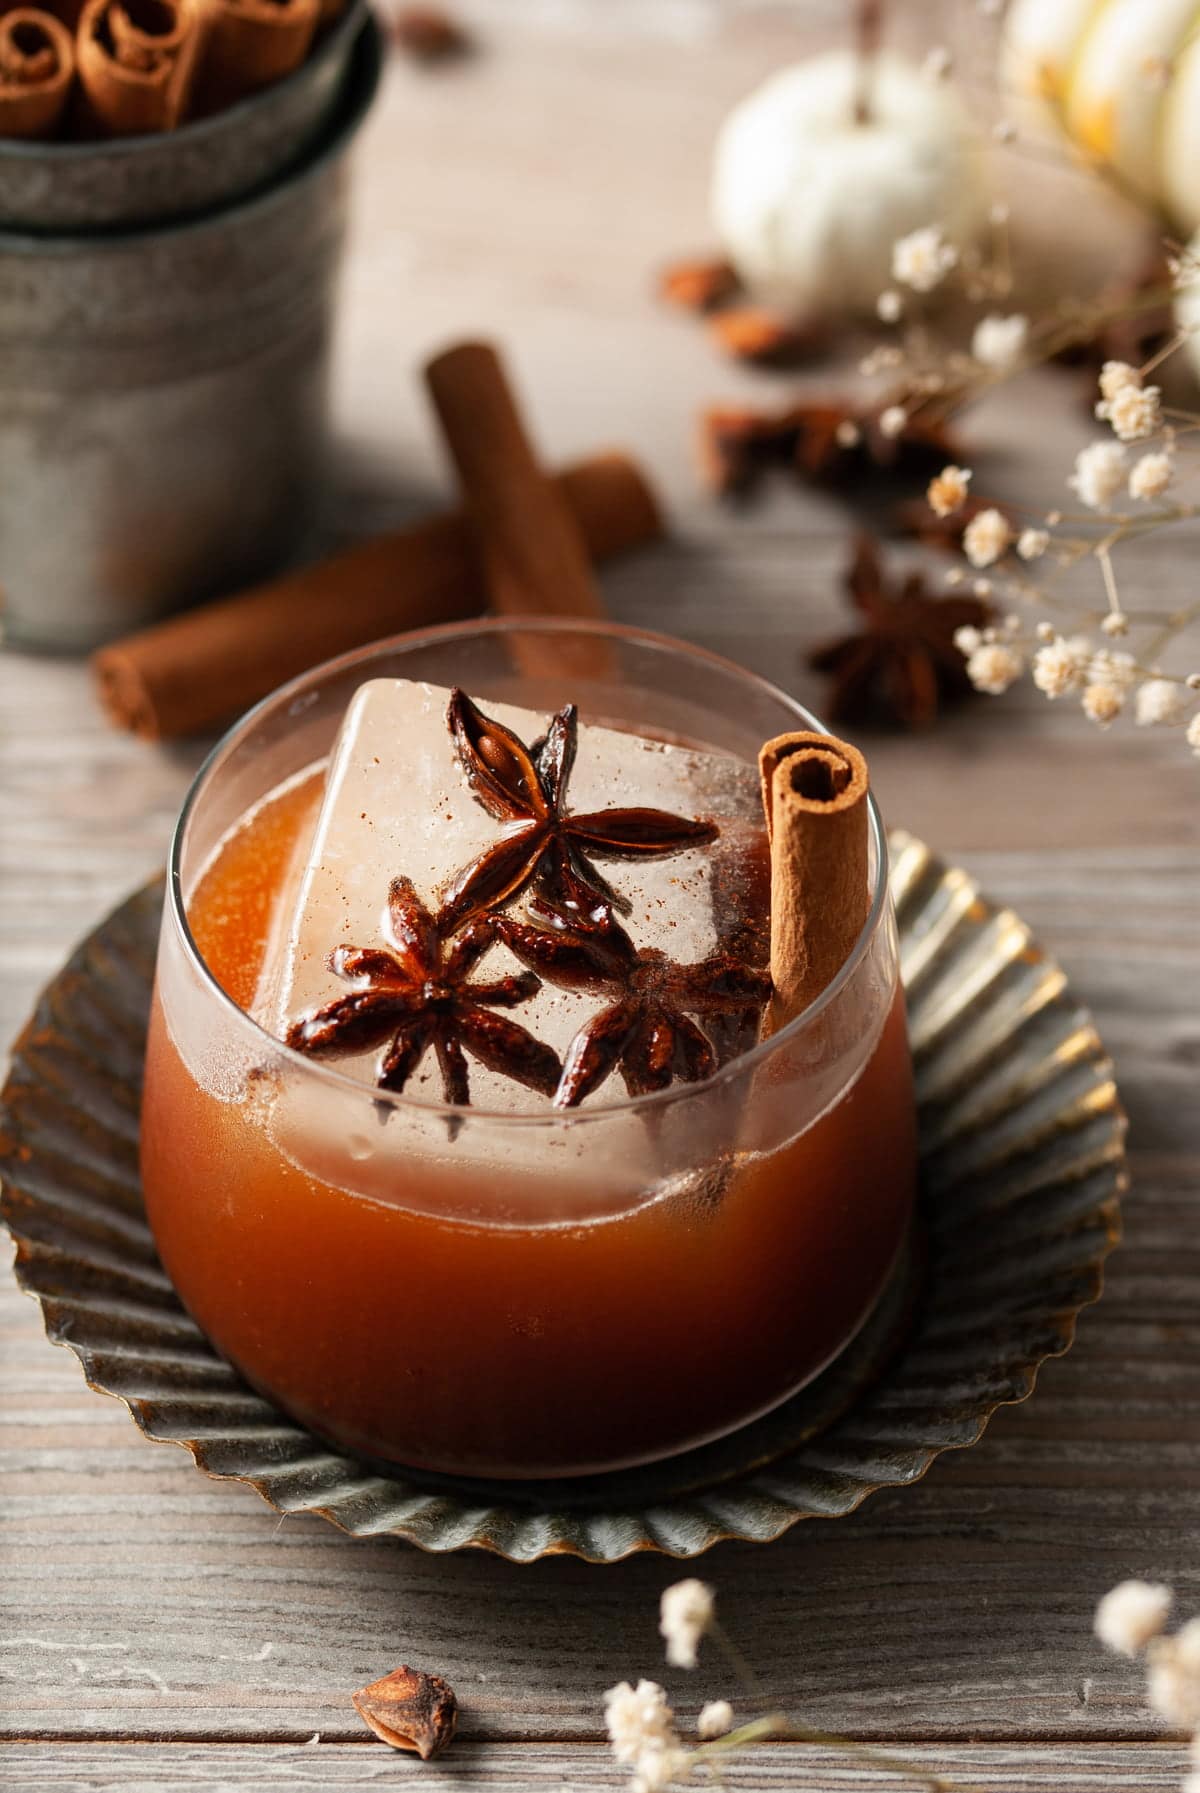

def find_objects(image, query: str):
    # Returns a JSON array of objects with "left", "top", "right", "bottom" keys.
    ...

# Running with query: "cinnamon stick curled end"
[
  {"left": 758, "top": 730, "right": 871, "bottom": 1031},
  {"left": 0, "top": 10, "right": 75, "bottom": 139},
  {"left": 352, "top": 1665, "right": 458, "bottom": 1759}
]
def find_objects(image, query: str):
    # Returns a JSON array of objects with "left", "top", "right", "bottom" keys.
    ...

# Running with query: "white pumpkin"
[
  {"left": 1005, "top": 0, "right": 1200, "bottom": 232},
  {"left": 711, "top": 50, "right": 987, "bottom": 320}
]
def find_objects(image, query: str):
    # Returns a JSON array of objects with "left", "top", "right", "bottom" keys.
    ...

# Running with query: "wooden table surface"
[{"left": 2, "top": 5, "right": 1199, "bottom": 1789}]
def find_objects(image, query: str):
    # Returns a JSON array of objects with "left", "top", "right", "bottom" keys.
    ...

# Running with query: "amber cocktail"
[{"left": 141, "top": 621, "right": 916, "bottom": 1479}]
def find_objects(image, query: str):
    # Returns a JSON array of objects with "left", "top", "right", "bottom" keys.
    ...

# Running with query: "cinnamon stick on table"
[
  {"left": 191, "top": 0, "right": 318, "bottom": 113},
  {"left": 0, "top": 8, "right": 75, "bottom": 138},
  {"left": 424, "top": 342, "right": 610, "bottom": 674},
  {"left": 759, "top": 731, "right": 871, "bottom": 1030},
  {"left": 92, "top": 451, "right": 662, "bottom": 741},
  {"left": 76, "top": 0, "right": 200, "bottom": 134}
]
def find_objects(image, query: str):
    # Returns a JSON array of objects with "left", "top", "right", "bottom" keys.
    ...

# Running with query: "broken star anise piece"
[
  {"left": 699, "top": 397, "right": 961, "bottom": 501},
  {"left": 284, "top": 875, "right": 560, "bottom": 1107},
  {"left": 352, "top": 1664, "right": 458, "bottom": 1759},
  {"left": 440, "top": 689, "right": 717, "bottom": 929},
  {"left": 658, "top": 254, "right": 740, "bottom": 314},
  {"left": 808, "top": 534, "right": 992, "bottom": 731},
  {"left": 498, "top": 908, "right": 770, "bottom": 1106}
]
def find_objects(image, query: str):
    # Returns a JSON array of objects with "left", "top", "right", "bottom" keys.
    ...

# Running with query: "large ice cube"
[{"left": 255, "top": 678, "right": 763, "bottom": 1115}]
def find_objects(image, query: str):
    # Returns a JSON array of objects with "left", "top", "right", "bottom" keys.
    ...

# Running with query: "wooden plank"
[{"left": 0, "top": 1741, "right": 1195, "bottom": 1791}]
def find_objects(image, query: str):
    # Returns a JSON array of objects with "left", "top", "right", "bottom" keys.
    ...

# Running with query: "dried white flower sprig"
[
  {"left": 603, "top": 1581, "right": 992, "bottom": 1793},
  {"left": 1095, "top": 1579, "right": 1200, "bottom": 1775},
  {"left": 857, "top": 164, "right": 1200, "bottom": 758},
  {"left": 913, "top": 342, "right": 1200, "bottom": 754}
]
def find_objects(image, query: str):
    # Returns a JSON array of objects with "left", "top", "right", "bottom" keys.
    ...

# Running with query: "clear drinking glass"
[{"left": 141, "top": 619, "right": 917, "bottom": 1479}]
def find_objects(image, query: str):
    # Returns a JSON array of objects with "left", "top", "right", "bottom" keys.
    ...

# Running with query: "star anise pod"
[
  {"left": 440, "top": 690, "right": 717, "bottom": 928},
  {"left": 699, "top": 398, "right": 960, "bottom": 500},
  {"left": 807, "top": 533, "right": 992, "bottom": 730},
  {"left": 497, "top": 907, "right": 770, "bottom": 1106},
  {"left": 285, "top": 876, "right": 559, "bottom": 1106}
]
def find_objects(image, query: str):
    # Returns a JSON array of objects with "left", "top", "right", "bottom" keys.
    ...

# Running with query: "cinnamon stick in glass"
[
  {"left": 424, "top": 342, "right": 611, "bottom": 677},
  {"left": 758, "top": 731, "right": 871, "bottom": 1029},
  {"left": 190, "top": 0, "right": 317, "bottom": 113},
  {"left": 0, "top": 8, "right": 74, "bottom": 137},
  {"left": 92, "top": 451, "right": 662, "bottom": 742},
  {"left": 76, "top": 0, "right": 199, "bottom": 134}
]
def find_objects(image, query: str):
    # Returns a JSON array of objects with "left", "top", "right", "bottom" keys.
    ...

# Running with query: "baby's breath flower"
[
  {"left": 835, "top": 419, "right": 861, "bottom": 448},
  {"left": 945, "top": 567, "right": 966, "bottom": 587},
  {"left": 606, "top": 1682, "right": 679, "bottom": 1766},
  {"left": 876, "top": 289, "right": 903, "bottom": 323},
  {"left": 697, "top": 1700, "right": 734, "bottom": 1740},
  {"left": 660, "top": 1581, "right": 714, "bottom": 1671},
  {"left": 972, "top": 578, "right": 993, "bottom": 599},
  {"left": 972, "top": 313, "right": 1028, "bottom": 370},
  {"left": 1098, "top": 361, "right": 1140, "bottom": 403},
  {"left": 963, "top": 506, "right": 1012, "bottom": 568},
  {"left": 632, "top": 1745, "right": 693, "bottom": 1792},
  {"left": 1082, "top": 683, "right": 1125, "bottom": 727},
  {"left": 1095, "top": 1581, "right": 1174, "bottom": 1656},
  {"left": 1129, "top": 451, "right": 1172, "bottom": 501},
  {"left": 966, "top": 642, "right": 1023, "bottom": 694},
  {"left": 922, "top": 45, "right": 952, "bottom": 80},
  {"left": 1089, "top": 648, "right": 1137, "bottom": 692},
  {"left": 1136, "top": 678, "right": 1187, "bottom": 727},
  {"left": 1068, "top": 441, "right": 1126, "bottom": 509},
  {"left": 1032, "top": 634, "right": 1092, "bottom": 699},
  {"left": 927, "top": 464, "right": 972, "bottom": 517},
  {"left": 1147, "top": 1622, "right": 1200, "bottom": 1727},
  {"left": 1017, "top": 527, "right": 1049, "bottom": 560},
  {"left": 1045, "top": 509, "right": 1063, "bottom": 525},
  {"left": 1189, "top": 713, "right": 1200, "bottom": 756},
  {"left": 878, "top": 405, "right": 908, "bottom": 440},
  {"left": 1099, "top": 382, "right": 1162, "bottom": 442},
  {"left": 1037, "top": 620, "right": 1056, "bottom": 642},
  {"left": 892, "top": 225, "right": 958, "bottom": 294}
]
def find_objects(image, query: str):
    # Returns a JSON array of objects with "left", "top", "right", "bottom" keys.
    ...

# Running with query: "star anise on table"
[
  {"left": 498, "top": 907, "right": 770, "bottom": 1106},
  {"left": 807, "top": 534, "right": 992, "bottom": 730},
  {"left": 699, "top": 398, "right": 961, "bottom": 500},
  {"left": 440, "top": 690, "right": 717, "bottom": 929},
  {"left": 285, "top": 876, "right": 560, "bottom": 1107}
]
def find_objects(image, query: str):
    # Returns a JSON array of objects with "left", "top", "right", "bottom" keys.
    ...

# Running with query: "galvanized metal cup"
[
  {"left": 0, "top": 13, "right": 382, "bottom": 655},
  {"left": 0, "top": 0, "right": 370, "bottom": 236}
]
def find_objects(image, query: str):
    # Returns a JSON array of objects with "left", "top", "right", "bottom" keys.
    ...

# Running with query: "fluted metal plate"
[{"left": 0, "top": 833, "right": 1126, "bottom": 1563}]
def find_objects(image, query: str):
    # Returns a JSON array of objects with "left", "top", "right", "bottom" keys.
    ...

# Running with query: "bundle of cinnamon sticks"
[{"left": 0, "top": 0, "right": 341, "bottom": 139}]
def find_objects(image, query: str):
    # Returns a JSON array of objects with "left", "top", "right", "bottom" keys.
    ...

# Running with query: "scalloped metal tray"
[{"left": 0, "top": 831, "right": 1126, "bottom": 1562}]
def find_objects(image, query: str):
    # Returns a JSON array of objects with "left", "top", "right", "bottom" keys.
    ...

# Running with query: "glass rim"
[{"left": 166, "top": 616, "right": 891, "bottom": 1127}]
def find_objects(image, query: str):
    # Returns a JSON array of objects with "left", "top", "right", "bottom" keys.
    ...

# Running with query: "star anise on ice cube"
[
  {"left": 807, "top": 534, "right": 992, "bottom": 730},
  {"left": 498, "top": 907, "right": 770, "bottom": 1106},
  {"left": 440, "top": 690, "right": 717, "bottom": 928},
  {"left": 285, "top": 876, "right": 560, "bottom": 1107}
]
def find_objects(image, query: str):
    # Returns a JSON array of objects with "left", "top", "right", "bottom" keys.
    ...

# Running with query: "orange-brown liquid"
[{"left": 142, "top": 772, "right": 918, "bottom": 1479}]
